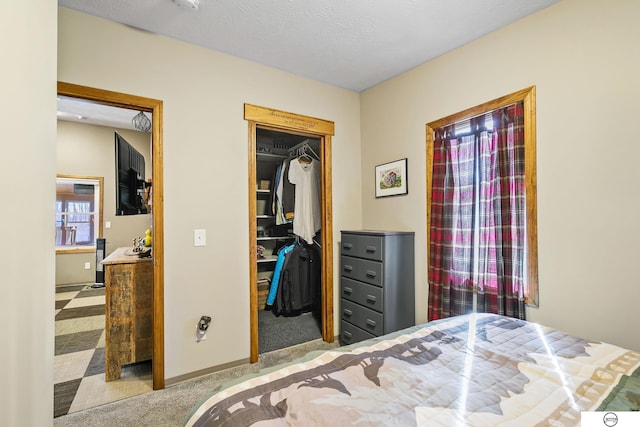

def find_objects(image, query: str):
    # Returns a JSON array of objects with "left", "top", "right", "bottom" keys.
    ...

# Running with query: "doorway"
[
  {"left": 245, "top": 104, "right": 335, "bottom": 363},
  {"left": 56, "top": 82, "right": 165, "bottom": 389}
]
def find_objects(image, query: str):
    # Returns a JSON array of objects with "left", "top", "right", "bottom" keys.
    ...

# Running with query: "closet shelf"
[
  {"left": 257, "top": 236, "right": 289, "bottom": 241},
  {"left": 257, "top": 255, "right": 278, "bottom": 263},
  {"left": 257, "top": 189, "right": 271, "bottom": 194},
  {"left": 257, "top": 152, "right": 286, "bottom": 162},
  {"left": 257, "top": 215, "right": 275, "bottom": 219}
]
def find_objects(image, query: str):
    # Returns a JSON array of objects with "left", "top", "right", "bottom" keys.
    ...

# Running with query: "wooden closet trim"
[
  {"left": 245, "top": 104, "right": 335, "bottom": 363},
  {"left": 57, "top": 82, "right": 165, "bottom": 389},
  {"left": 244, "top": 104, "right": 335, "bottom": 136}
]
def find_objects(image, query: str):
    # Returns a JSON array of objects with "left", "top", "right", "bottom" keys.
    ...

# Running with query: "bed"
[{"left": 184, "top": 313, "right": 640, "bottom": 426}]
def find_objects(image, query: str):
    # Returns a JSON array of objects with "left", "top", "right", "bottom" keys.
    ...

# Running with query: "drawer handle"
[
  {"left": 343, "top": 309, "right": 353, "bottom": 317},
  {"left": 343, "top": 243, "right": 353, "bottom": 250},
  {"left": 366, "top": 319, "right": 377, "bottom": 328},
  {"left": 343, "top": 331, "right": 352, "bottom": 339},
  {"left": 366, "top": 295, "right": 377, "bottom": 303},
  {"left": 344, "top": 265, "right": 353, "bottom": 272},
  {"left": 343, "top": 287, "right": 353, "bottom": 295},
  {"left": 366, "top": 270, "right": 377, "bottom": 278},
  {"left": 366, "top": 245, "right": 377, "bottom": 253}
]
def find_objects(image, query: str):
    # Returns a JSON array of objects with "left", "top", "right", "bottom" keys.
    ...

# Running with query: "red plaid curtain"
[
  {"left": 427, "top": 126, "right": 475, "bottom": 320},
  {"left": 428, "top": 102, "right": 526, "bottom": 321}
]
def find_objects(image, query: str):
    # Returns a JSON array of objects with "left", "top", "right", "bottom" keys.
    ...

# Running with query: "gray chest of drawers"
[{"left": 340, "top": 230, "right": 415, "bottom": 345}]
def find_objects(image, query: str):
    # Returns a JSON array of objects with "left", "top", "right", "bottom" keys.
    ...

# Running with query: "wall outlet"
[
  {"left": 195, "top": 315, "right": 211, "bottom": 342},
  {"left": 84, "top": 262, "right": 91, "bottom": 270}
]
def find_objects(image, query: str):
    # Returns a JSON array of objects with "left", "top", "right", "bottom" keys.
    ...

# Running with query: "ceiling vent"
[{"left": 172, "top": 0, "right": 200, "bottom": 10}]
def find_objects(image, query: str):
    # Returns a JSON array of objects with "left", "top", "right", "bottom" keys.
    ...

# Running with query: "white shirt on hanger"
[{"left": 288, "top": 157, "right": 321, "bottom": 244}]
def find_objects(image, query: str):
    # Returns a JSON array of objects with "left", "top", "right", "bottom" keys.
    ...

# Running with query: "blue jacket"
[{"left": 266, "top": 242, "right": 296, "bottom": 306}]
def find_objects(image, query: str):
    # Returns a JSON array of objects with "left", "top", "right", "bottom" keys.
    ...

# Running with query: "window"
[
  {"left": 56, "top": 175, "right": 104, "bottom": 253},
  {"left": 426, "top": 87, "right": 538, "bottom": 311}
]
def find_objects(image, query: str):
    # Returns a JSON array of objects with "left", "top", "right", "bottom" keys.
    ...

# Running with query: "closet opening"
[
  {"left": 245, "top": 104, "right": 335, "bottom": 363},
  {"left": 255, "top": 129, "right": 322, "bottom": 354}
]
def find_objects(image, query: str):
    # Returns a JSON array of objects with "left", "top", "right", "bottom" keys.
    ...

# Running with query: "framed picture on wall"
[{"left": 375, "top": 158, "right": 408, "bottom": 198}]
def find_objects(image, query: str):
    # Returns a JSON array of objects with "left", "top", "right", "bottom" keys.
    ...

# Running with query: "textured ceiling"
[
  {"left": 58, "top": 0, "right": 559, "bottom": 128},
  {"left": 59, "top": 0, "right": 559, "bottom": 93}
]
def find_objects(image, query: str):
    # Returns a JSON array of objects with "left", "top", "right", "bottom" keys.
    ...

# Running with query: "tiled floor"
[{"left": 54, "top": 284, "right": 152, "bottom": 418}]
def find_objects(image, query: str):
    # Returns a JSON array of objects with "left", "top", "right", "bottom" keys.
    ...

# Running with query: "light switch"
[
  {"left": 105, "top": 221, "right": 111, "bottom": 229},
  {"left": 194, "top": 229, "right": 206, "bottom": 247}
]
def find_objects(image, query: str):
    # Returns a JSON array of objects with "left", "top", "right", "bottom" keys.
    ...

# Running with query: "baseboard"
[
  {"left": 165, "top": 357, "right": 250, "bottom": 387},
  {"left": 164, "top": 336, "right": 341, "bottom": 387}
]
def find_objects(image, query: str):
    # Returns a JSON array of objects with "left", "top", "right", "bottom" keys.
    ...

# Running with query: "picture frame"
[{"left": 375, "top": 158, "right": 408, "bottom": 198}]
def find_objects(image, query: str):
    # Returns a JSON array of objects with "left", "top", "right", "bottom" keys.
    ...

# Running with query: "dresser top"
[
  {"left": 341, "top": 230, "right": 414, "bottom": 236},
  {"left": 102, "top": 247, "right": 153, "bottom": 265}
]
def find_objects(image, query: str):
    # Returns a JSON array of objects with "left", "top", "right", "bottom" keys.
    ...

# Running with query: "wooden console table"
[{"left": 102, "top": 247, "right": 153, "bottom": 381}]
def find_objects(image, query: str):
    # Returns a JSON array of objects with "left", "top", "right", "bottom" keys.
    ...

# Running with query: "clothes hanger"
[
  {"left": 304, "top": 143, "right": 319, "bottom": 160},
  {"left": 298, "top": 152, "right": 313, "bottom": 164},
  {"left": 298, "top": 143, "right": 320, "bottom": 164},
  {"left": 297, "top": 146, "right": 313, "bottom": 164}
]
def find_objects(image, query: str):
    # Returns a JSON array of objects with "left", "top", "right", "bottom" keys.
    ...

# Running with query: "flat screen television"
[{"left": 115, "top": 132, "right": 148, "bottom": 215}]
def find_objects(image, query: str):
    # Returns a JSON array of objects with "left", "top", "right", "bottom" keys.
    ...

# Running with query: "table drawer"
[
  {"left": 341, "top": 234, "right": 383, "bottom": 261},
  {"left": 340, "top": 255, "right": 382, "bottom": 287},
  {"left": 340, "top": 320, "right": 376, "bottom": 345},
  {"left": 341, "top": 299, "right": 383, "bottom": 336},
  {"left": 341, "top": 277, "right": 383, "bottom": 313}
]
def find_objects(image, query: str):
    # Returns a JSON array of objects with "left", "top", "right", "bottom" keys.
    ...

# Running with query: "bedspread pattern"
[{"left": 185, "top": 314, "right": 640, "bottom": 426}]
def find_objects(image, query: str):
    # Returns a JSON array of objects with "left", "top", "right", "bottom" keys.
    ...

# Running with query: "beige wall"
[
  {"left": 58, "top": 7, "right": 363, "bottom": 380},
  {"left": 360, "top": 0, "right": 640, "bottom": 352},
  {"left": 1, "top": 1, "right": 57, "bottom": 426},
  {"left": 56, "top": 121, "right": 152, "bottom": 285},
  {"left": 7, "top": 2, "right": 638, "bottom": 423}
]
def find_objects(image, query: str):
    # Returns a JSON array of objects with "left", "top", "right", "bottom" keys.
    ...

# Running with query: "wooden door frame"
[
  {"left": 57, "top": 82, "right": 165, "bottom": 389},
  {"left": 244, "top": 104, "right": 335, "bottom": 363}
]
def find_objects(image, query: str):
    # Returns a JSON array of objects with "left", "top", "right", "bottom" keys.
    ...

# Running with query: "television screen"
[{"left": 115, "top": 132, "right": 148, "bottom": 215}]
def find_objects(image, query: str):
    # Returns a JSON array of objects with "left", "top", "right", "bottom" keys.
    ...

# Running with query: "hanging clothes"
[
  {"left": 270, "top": 162, "right": 282, "bottom": 217},
  {"left": 271, "top": 159, "right": 295, "bottom": 225},
  {"left": 288, "top": 158, "right": 321, "bottom": 244},
  {"left": 281, "top": 159, "right": 296, "bottom": 221},
  {"left": 265, "top": 242, "right": 296, "bottom": 307},
  {"left": 272, "top": 242, "right": 320, "bottom": 316},
  {"left": 275, "top": 162, "right": 286, "bottom": 224}
]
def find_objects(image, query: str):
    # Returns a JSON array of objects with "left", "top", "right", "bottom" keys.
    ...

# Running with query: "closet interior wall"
[{"left": 255, "top": 128, "right": 323, "bottom": 354}]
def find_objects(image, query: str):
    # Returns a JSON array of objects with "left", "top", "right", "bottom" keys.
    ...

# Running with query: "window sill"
[{"left": 56, "top": 246, "right": 96, "bottom": 255}]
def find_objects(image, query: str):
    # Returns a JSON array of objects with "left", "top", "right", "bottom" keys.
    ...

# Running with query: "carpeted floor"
[
  {"left": 258, "top": 309, "right": 322, "bottom": 353},
  {"left": 53, "top": 338, "right": 340, "bottom": 427},
  {"left": 54, "top": 285, "right": 323, "bottom": 423}
]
